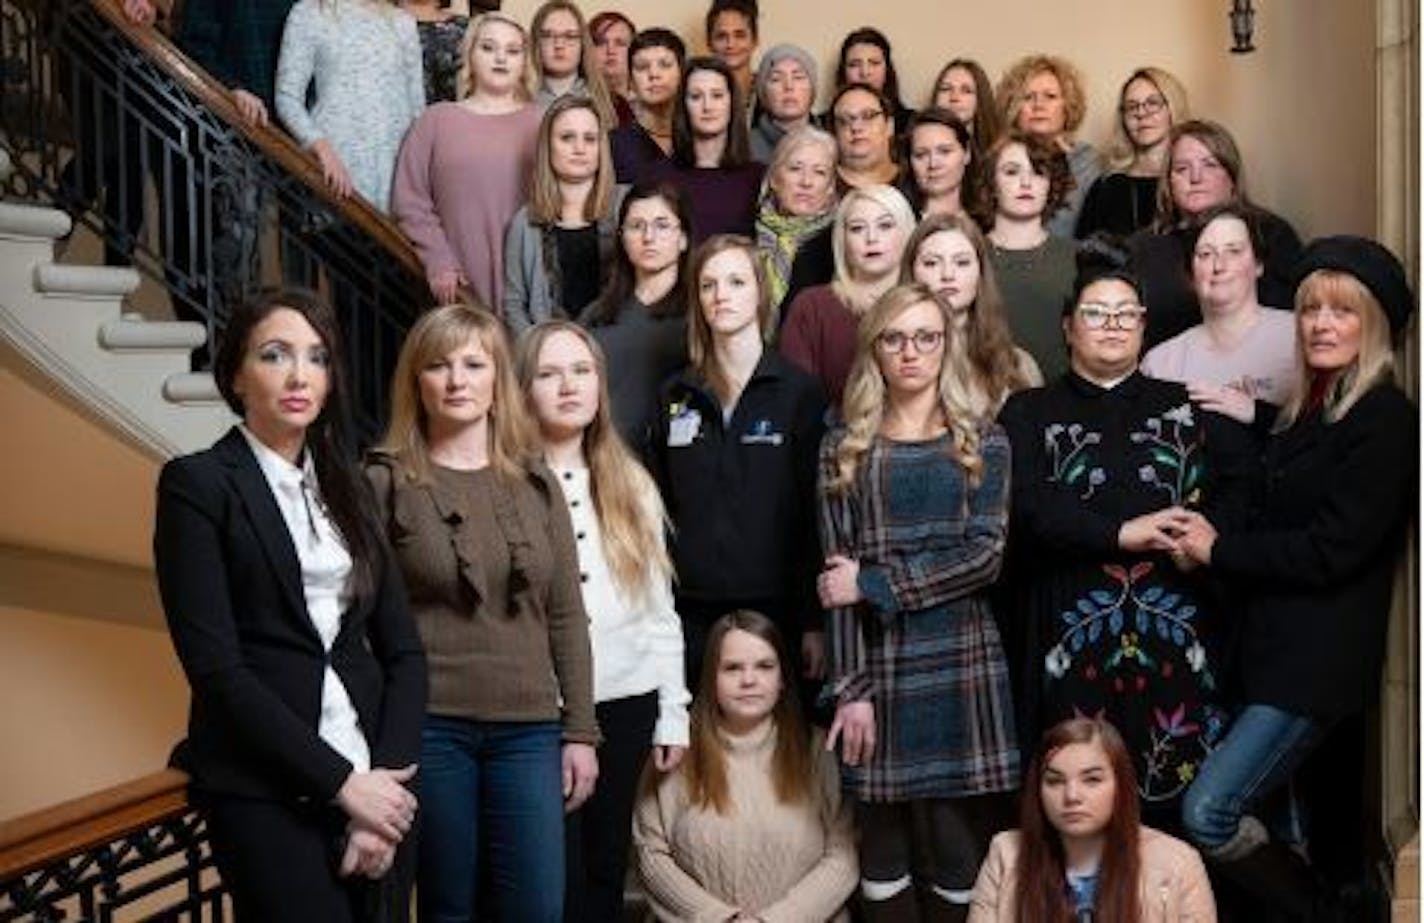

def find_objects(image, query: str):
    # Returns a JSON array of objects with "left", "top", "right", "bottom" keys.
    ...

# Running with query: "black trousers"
[
  {"left": 564, "top": 691, "right": 659, "bottom": 923},
  {"left": 857, "top": 796, "right": 1008, "bottom": 894},
  {"left": 202, "top": 791, "right": 403, "bottom": 923}
]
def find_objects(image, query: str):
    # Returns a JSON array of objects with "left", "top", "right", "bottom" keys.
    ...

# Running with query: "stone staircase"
[{"left": 0, "top": 148, "right": 233, "bottom": 459}]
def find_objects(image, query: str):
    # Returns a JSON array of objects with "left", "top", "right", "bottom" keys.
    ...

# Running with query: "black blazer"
[
  {"left": 154, "top": 428, "right": 427, "bottom": 804},
  {"left": 1212, "top": 384, "right": 1417, "bottom": 721}
]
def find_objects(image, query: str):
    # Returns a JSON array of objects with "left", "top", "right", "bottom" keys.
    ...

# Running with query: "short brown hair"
[{"left": 977, "top": 131, "right": 1076, "bottom": 227}]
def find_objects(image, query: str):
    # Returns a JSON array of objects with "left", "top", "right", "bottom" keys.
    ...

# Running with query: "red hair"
[{"left": 1016, "top": 717, "right": 1142, "bottom": 922}]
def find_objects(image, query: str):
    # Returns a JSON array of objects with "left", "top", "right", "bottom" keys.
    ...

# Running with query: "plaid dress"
[{"left": 819, "top": 426, "right": 1020, "bottom": 802}]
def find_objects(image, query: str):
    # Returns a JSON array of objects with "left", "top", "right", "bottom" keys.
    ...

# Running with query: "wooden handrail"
[
  {"left": 0, "top": 768, "right": 192, "bottom": 881},
  {"left": 87, "top": 0, "right": 425, "bottom": 279}
]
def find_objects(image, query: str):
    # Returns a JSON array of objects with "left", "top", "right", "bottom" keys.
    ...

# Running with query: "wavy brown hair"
[
  {"left": 901, "top": 212, "right": 1034, "bottom": 416},
  {"left": 1017, "top": 717, "right": 1142, "bottom": 923},
  {"left": 683, "top": 610, "right": 811, "bottom": 814},
  {"left": 516, "top": 320, "right": 673, "bottom": 601},
  {"left": 976, "top": 131, "right": 1075, "bottom": 229}
]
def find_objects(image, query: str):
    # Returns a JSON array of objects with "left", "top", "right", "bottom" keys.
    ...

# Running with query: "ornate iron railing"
[
  {"left": 0, "top": 770, "right": 226, "bottom": 921},
  {"left": 0, "top": 0, "right": 428, "bottom": 441}
]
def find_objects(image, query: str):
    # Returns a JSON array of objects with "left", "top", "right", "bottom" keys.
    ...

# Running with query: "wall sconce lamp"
[{"left": 1231, "top": 0, "right": 1257, "bottom": 53}]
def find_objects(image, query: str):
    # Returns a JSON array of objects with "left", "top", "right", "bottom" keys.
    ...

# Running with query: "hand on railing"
[
  {"left": 231, "top": 88, "right": 270, "bottom": 128},
  {"left": 311, "top": 139, "right": 354, "bottom": 199},
  {"left": 430, "top": 269, "right": 468, "bottom": 305},
  {"left": 335, "top": 764, "right": 418, "bottom": 843},
  {"left": 120, "top": 0, "right": 154, "bottom": 24}
]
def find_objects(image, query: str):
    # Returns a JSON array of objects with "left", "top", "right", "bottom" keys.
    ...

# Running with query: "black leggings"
[
  {"left": 857, "top": 796, "right": 1005, "bottom": 895},
  {"left": 564, "top": 691, "right": 659, "bottom": 923}
]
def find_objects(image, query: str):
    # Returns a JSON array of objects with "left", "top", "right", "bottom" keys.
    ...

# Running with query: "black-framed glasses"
[
  {"left": 876, "top": 329, "right": 945, "bottom": 354},
  {"left": 1121, "top": 96, "right": 1166, "bottom": 118},
  {"left": 1076, "top": 303, "right": 1147, "bottom": 330}
]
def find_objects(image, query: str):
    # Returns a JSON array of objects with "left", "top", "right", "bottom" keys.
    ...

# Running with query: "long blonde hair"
[
  {"left": 828, "top": 283, "right": 984, "bottom": 494},
  {"left": 527, "top": 94, "right": 615, "bottom": 225},
  {"left": 377, "top": 302, "right": 536, "bottom": 483},
  {"left": 457, "top": 12, "right": 537, "bottom": 102},
  {"left": 516, "top": 321, "right": 673, "bottom": 601},
  {"left": 1274, "top": 269, "right": 1396, "bottom": 430},
  {"left": 687, "top": 235, "right": 774, "bottom": 406},
  {"left": 530, "top": 0, "right": 617, "bottom": 126}
]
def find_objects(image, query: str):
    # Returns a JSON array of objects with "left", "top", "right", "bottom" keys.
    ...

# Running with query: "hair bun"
[{"left": 1076, "top": 232, "right": 1132, "bottom": 275}]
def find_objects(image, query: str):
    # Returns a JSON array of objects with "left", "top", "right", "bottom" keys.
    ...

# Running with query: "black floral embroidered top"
[{"left": 996, "top": 371, "right": 1255, "bottom": 821}]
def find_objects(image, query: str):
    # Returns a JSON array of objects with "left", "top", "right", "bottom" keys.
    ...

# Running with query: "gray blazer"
[{"left": 502, "top": 184, "right": 628, "bottom": 335}]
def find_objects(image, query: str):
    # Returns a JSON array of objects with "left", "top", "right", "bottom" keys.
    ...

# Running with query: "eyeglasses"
[
  {"left": 621, "top": 218, "right": 680, "bottom": 238},
  {"left": 539, "top": 29, "right": 582, "bottom": 45},
  {"left": 1076, "top": 303, "right": 1147, "bottom": 330},
  {"left": 875, "top": 329, "right": 945, "bottom": 354},
  {"left": 833, "top": 109, "right": 885, "bottom": 130},
  {"left": 1121, "top": 95, "right": 1167, "bottom": 118}
]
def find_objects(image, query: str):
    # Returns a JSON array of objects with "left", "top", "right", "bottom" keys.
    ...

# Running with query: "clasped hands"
[
  {"left": 336, "top": 764, "right": 418, "bottom": 880},
  {"left": 1119, "top": 507, "right": 1218, "bottom": 568}
]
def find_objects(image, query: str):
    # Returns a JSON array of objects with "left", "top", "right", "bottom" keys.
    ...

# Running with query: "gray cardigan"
[{"left": 502, "top": 184, "right": 628, "bottom": 335}]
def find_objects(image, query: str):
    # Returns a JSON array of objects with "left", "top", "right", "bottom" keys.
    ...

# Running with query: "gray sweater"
[
  {"left": 502, "top": 185, "right": 627, "bottom": 335},
  {"left": 274, "top": 0, "right": 425, "bottom": 212}
]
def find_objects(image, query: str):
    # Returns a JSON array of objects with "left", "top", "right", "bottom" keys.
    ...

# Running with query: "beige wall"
[
  {"left": 0, "top": 606, "right": 187, "bottom": 820},
  {"left": 504, "top": 0, "right": 1376, "bottom": 239}
]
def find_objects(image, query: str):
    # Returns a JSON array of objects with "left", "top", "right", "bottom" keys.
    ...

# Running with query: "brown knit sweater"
[{"left": 367, "top": 457, "right": 598, "bottom": 743}]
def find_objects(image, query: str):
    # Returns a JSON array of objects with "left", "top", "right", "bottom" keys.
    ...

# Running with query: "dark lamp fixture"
[{"left": 1231, "top": 0, "right": 1257, "bottom": 53}]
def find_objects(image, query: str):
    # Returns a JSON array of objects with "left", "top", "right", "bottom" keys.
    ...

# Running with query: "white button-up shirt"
[{"left": 240, "top": 426, "right": 371, "bottom": 772}]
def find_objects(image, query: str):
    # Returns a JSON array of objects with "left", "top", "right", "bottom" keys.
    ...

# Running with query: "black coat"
[
  {"left": 153, "top": 428, "right": 427, "bottom": 803},
  {"left": 1212, "top": 384, "right": 1417, "bottom": 721}
]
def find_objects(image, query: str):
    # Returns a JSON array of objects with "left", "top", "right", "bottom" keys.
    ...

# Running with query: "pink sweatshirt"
[{"left": 392, "top": 102, "right": 541, "bottom": 311}]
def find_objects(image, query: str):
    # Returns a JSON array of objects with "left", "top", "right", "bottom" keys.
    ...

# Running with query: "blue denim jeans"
[
  {"left": 417, "top": 716, "right": 565, "bottom": 923},
  {"left": 1181, "top": 703, "right": 1327, "bottom": 852}
]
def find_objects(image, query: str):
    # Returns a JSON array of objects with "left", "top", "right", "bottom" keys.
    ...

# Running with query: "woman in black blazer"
[
  {"left": 1172, "top": 237, "right": 1417, "bottom": 918},
  {"left": 153, "top": 289, "right": 427, "bottom": 922}
]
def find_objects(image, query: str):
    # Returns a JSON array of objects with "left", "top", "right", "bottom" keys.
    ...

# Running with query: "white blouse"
[
  {"left": 551, "top": 464, "right": 690, "bottom": 747},
  {"left": 240, "top": 426, "right": 370, "bottom": 772}
]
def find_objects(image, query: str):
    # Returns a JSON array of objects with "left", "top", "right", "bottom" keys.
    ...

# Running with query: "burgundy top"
[
  {"left": 779, "top": 284, "right": 860, "bottom": 410},
  {"left": 392, "top": 102, "right": 541, "bottom": 311},
  {"left": 649, "top": 160, "right": 766, "bottom": 244}
]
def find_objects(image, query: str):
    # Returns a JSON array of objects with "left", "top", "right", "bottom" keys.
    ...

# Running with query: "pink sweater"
[{"left": 392, "top": 102, "right": 541, "bottom": 311}]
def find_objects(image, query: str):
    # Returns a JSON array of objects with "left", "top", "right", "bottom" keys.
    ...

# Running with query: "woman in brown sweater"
[{"left": 367, "top": 303, "right": 598, "bottom": 923}]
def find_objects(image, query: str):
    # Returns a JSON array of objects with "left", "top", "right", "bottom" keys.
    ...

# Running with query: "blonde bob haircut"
[
  {"left": 529, "top": 0, "right": 617, "bottom": 126},
  {"left": 764, "top": 124, "right": 838, "bottom": 214},
  {"left": 1106, "top": 66, "right": 1190, "bottom": 172},
  {"left": 830, "top": 184, "right": 917, "bottom": 312},
  {"left": 996, "top": 54, "right": 1089, "bottom": 139},
  {"left": 687, "top": 235, "right": 774, "bottom": 405},
  {"left": 457, "top": 12, "right": 537, "bottom": 102},
  {"left": 515, "top": 320, "right": 673, "bottom": 601},
  {"left": 377, "top": 301, "right": 536, "bottom": 484},
  {"left": 527, "top": 95, "right": 615, "bottom": 225},
  {"left": 1275, "top": 269, "right": 1396, "bottom": 430},
  {"left": 828, "top": 282, "right": 984, "bottom": 494}
]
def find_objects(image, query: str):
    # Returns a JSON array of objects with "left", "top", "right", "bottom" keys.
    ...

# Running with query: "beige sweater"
[
  {"left": 634, "top": 723, "right": 857, "bottom": 923},
  {"left": 968, "top": 827, "right": 1217, "bottom": 923}
]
